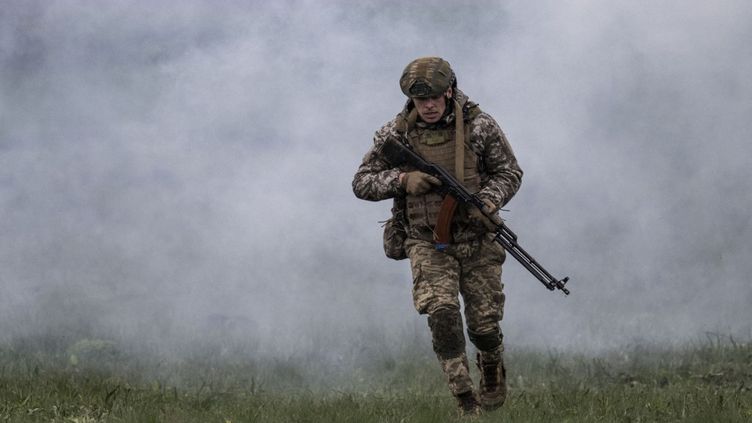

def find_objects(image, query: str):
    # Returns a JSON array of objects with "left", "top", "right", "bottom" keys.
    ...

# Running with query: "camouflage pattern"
[
  {"left": 404, "top": 235, "right": 505, "bottom": 336},
  {"left": 352, "top": 88, "right": 522, "bottom": 216},
  {"left": 352, "top": 74, "right": 521, "bottom": 409},
  {"left": 440, "top": 352, "right": 474, "bottom": 396},
  {"left": 400, "top": 57, "right": 455, "bottom": 98}
]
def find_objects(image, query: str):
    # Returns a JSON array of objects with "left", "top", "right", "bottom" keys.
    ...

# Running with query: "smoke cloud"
[{"left": 1, "top": 0, "right": 750, "bottom": 357}]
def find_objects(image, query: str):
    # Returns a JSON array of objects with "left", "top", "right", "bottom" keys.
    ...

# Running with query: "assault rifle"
[{"left": 379, "top": 137, "right": 570, "bottom": 295}]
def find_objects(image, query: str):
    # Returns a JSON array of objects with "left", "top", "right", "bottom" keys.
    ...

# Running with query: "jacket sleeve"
[
  {"left": 472, "top": 113, "right": 523, "bottom": 208},
  {"left": 352, "top": 119, "right": 406, "bottom": 201}
]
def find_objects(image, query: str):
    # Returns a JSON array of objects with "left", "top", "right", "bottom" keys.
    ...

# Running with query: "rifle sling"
[
  {"left": 454, "top": 99, "right": 465, "bottom": 184},
  {"left": 433, "top": 100, "right": 465, "bottom": 248}
]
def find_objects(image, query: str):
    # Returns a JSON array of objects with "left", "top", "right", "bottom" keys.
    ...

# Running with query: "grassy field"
[{"left": 1, "top": 335, "right": 751, "bottom": 422}]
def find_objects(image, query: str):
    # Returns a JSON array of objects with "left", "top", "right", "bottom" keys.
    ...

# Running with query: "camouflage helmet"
[{"left": 399, "top": 57, "right": 456, "bottom": 98}]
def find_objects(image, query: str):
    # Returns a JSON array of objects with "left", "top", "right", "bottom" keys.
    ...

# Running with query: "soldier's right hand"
[{"left": 400, "top": 171, "right": 442, "bottom": 195}]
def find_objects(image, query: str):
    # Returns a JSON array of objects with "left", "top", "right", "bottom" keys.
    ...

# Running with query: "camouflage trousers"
[
  {"left": 405, "top": 234, "right": 506, "bottom": 395},
  {"left": 405, "top": 234, "right": 506, "bottom": 334}
]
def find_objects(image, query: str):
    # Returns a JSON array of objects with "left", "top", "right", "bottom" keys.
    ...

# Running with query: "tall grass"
[{"left": 1, "top": 333, "right": 751, "bottom": 422}]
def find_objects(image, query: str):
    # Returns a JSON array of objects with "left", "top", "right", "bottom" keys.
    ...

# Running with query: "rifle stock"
[{"left": 379, "top": 137, "right": 570, "bottom": 295}]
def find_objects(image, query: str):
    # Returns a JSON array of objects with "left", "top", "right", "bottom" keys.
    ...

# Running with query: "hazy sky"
[{"left": 1, "top": 0, "right": 751, "bottom": 355}]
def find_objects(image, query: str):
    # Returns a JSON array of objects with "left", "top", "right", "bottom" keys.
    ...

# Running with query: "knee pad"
[
  {"left": 467, "top": 328, "right": 502, "bottom": 352},
  {"left": 428, "top": 307, "right": 465, "bottom": 359}
]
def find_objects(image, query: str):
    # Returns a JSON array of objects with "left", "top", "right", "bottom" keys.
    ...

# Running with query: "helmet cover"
[{"left": 400, "top": 57, "right": 455, "bottom": 98}]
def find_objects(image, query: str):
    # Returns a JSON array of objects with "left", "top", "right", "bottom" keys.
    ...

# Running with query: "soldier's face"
[{"left": 413, "top": 87, "right": 452, "bottom": 123}]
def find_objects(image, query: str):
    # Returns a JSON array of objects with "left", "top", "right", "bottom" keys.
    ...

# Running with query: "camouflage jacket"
[{"left": 352, "top": 89, "right": 523, "bottom": 235}]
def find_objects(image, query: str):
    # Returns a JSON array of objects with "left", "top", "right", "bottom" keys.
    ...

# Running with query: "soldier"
[{"left": 352, "top": 57, "right": 523, "bottom": 416}]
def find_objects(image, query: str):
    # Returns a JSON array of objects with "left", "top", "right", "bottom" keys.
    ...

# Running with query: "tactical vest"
[{"left": 396, "top": 102, "right": 483, "bottom": 239}]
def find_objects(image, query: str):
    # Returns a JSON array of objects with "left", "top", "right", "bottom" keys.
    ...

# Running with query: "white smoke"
[{"left": 1, "top": 0, "right": 750, "bottom": 356}]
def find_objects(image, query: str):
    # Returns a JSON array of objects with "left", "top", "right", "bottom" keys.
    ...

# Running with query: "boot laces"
[{"left": 479, "top": 354, "right": 500, "bottom": 390}]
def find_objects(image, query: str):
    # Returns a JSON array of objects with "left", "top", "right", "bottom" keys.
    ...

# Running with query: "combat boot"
[
  {"left": 476, "top": 347, "right": 507, "bottom": 411},
  {"left": 439, "top": 353, "right": 480, "bottom": 416},
  {"left": 455, "top": 390, "right": 482, "bottom": 417}
]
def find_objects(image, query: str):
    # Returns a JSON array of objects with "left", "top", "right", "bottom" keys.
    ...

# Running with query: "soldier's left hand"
[{"left": 469, "top": 198, "right": 499, "bottom": 231}]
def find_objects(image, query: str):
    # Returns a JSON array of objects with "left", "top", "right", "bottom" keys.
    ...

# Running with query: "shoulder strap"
[
  {"left": 394, "top": 109, "right": 418, "bottom": 135},
  {"left": 454, "top": 99, "right": 465, "bottom": 182}
]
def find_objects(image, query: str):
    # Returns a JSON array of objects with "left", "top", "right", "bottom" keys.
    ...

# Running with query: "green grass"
[{"left": 1, "top": 335, "right": 751, "bottom": 422}]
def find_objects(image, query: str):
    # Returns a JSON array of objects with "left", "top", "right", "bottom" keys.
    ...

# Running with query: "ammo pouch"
[{"left": 383, "top": 197, "right": 408, "bottom": 260}]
